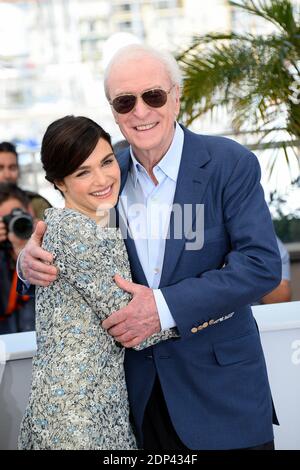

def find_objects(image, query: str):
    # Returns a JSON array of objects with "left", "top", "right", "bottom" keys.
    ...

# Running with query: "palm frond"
[
  {"left": 229, "top": 0, "right": 299, "bottom": 37},
  {"left": 177, "top": 0, "right": 300, "bottom": 176},
  {"left": 178, "top": 0, "right": 299, "bottom": 141}
]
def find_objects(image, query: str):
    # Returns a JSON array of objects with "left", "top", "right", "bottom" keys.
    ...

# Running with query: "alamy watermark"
[{"left": 95, "top": 200, "right": 205, "bottom": 251}]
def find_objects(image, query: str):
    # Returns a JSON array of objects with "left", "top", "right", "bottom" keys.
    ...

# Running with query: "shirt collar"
[
  {"left": 130, "top": 150, "right": 143, "bottom": 187},
  {"left": 129, "top": 122, "right": 184, "bottom": 187}
]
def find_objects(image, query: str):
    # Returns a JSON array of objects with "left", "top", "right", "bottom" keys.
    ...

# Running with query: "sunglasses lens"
[
  {"left": 112, "top": 95, "right": 136, "bottom": 114},
  {"left": 111, "top": 88, "right": 169, "bottom": 113},
  {"left": 142, "top": 89, "right": 168, "bottom": 108}
]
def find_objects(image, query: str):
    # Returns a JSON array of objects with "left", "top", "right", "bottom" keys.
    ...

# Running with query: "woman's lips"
[{"left": 90, "top": 185, "right": 113, "bottom": 199}]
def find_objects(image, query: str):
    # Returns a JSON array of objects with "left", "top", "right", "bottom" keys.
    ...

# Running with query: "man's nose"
[
  {"left": 132, "top": 96, "right": 151, "bottom": 118},
  {"left": 3, "top": 169, "right": 13, "bottom": 182}
]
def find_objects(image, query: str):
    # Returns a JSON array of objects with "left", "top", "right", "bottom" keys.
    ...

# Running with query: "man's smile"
[{"left": 134, "top": 122, "right": 158, "bottom": 131}]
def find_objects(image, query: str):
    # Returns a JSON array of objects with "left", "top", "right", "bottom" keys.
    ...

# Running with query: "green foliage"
[
  {"left": 177, "top": 0, "right": 300, "bottom": 147},
  {"left": 274, "top": 217, "right": 300, "bottom": 241},
  {"left": 270, "top": 178, "right": 300, "bottom": 241}
]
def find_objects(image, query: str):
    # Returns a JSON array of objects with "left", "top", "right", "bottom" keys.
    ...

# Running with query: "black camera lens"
[
  {"left": 3, "top": 208, "right": 34, "bottom": 240},
  {"left": 11, "top": 216, "right": 33, "bottom": 239}
]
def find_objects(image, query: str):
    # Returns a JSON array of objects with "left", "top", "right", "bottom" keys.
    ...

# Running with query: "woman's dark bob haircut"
[{"left": 41, "top": 115, "right": 112, "bottom": 189}]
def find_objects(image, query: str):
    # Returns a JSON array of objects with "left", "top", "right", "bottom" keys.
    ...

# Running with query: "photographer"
[
  {"left": 0, "top": 141, "right": 51, "bottom": 220},
  {"left": 0, "top": 183, "right": 35, "bottom": 334}
]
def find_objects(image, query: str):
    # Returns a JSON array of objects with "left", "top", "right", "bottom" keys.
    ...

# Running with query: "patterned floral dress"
[{"left": 18, "top": 208, "right": 177, "bottom": 450}]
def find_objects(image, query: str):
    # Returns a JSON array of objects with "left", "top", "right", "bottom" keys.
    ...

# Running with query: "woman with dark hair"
[{"left": 18, "top": 116, "right": 177, "bottom": 450}]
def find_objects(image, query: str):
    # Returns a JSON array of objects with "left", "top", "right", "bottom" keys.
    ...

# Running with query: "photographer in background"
[
  {"left": 0, "top": 141, "right": 51, "bottom": 220},
  {"left": 0, "top": 183, "right": 35, "bottom": 334}
]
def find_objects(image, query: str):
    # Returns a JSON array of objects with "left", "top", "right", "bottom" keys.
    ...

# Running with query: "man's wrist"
[
  {"left": 16, "top": 249, "right": 28, "bottom": 282},
  {"left": 153, "top": 289, "right": 176, "bottom": 330}
]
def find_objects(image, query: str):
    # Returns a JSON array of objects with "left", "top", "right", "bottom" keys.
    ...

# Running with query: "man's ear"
[{"left": 174, "top": 84, "right": 181, "bottom": 117}]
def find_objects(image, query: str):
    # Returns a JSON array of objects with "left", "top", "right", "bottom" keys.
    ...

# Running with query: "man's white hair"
[{"left": 104, "top": 43, "right": 182, "bottom": 100}]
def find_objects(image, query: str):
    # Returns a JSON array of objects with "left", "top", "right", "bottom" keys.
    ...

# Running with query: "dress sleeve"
[{"left": 133, "top": 327, "right": 179, "bottom": 351}]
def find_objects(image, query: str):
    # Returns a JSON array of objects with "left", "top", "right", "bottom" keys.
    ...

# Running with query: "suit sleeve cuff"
[{"left": 153, "top": 289, "right": 177, "bottom": 330}]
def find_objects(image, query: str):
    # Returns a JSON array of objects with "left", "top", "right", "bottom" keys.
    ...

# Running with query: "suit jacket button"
[
  {"left": 197, "top": 325, "right": 203, "bottom": 331},
  {"left": 202, "top": 322, "right": 209, "bottom": 328},
  {"left": 209, "top": 319, "right": 215, "bottom": 325},
  {"left": 191, "top": 327, "right": 198, "bottom": 333}
]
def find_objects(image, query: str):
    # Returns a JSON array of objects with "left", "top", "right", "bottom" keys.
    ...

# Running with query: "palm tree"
[{"left": 177, "top": 0, "right": 300, "bottom": 175}]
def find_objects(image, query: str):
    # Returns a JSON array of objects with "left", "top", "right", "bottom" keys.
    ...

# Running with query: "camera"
[{"left": 2, "top": 208, "right": 34, "bottom": 240}]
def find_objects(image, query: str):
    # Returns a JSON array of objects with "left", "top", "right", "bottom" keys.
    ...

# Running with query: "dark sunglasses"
[{"left": 109, "top": 84, "right": 175, "bottom": 114}]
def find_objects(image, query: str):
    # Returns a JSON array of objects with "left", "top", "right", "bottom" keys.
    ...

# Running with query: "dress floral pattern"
[{"left": 18, "top": 208, "right": 178, "bottom": 450}]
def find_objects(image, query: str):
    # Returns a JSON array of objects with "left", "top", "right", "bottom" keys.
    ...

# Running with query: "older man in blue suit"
[{"left": 19, "top": 44, "right": 281, "bottom": 450}]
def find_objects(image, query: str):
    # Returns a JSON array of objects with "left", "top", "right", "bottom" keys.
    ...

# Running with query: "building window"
[
  {"left": 118, "top": 21, "right": 132, "bottom": 31},
  {"left": 120, "top": 4, "right": 131, "bottom": 11},
  {"left": 157, "top": 1, "right": 169, "bottom": 9}
]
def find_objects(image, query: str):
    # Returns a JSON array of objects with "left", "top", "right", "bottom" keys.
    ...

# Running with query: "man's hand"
[
  {"left": 102, "top": 274, "right": 161, "bottom": 348},
  {"left": 20, "top": 220, "right": 58, "bottom": 286},
  {"left": 0, "top": 219, "right": 7, "bottom": 243}
]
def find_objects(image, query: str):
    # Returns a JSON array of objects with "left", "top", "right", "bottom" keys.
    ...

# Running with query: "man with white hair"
[{"left": 19, "top": 44, "right": 281, "bottom": 450}]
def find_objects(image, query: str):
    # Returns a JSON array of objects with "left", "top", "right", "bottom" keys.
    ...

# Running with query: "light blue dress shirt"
[
  {"left": 118, "top": 122, "right": 184, "bottom": 330},
  {"left": 276, "top": 236, "right": 290, "bottom": 280}
]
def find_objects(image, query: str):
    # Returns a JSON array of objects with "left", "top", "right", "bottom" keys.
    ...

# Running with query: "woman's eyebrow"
[
  {"left": 76, "top": 153, "right": 114, "bottom": 170},
  {"left": 101, "top": 152, "right": 114, "bottom": 161}
]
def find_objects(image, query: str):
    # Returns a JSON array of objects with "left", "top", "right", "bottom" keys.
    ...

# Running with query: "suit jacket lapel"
[
  {"left": 118, "top": 148, "right": 131, "bottom": 193},
  {"left": 159, "top": 127, "right": 212, "bottom": 287},
  {"left": 121, "top": 218, "right": 148, "bottom": 285}
]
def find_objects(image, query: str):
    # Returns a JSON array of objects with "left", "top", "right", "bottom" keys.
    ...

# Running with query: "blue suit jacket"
[{"left": 118, "top": 125, "right": 281, "bottom": 450}]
